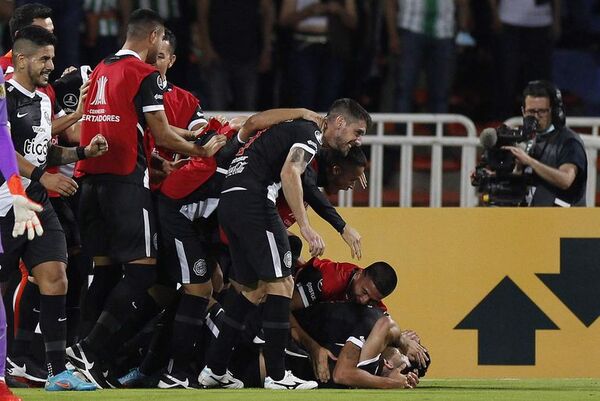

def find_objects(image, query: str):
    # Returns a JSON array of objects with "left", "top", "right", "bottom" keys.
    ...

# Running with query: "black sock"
[
  {"left": 79, "top": 264, "right": 121, "bottom": 338},
  {"left": 85, "top": 264, "right": 156, "bottom": 352},
  {"left": 207, "top": 291, "right": 256, "bottom": 375},
  {"left": 39, "top": 294, "right": 67, "bottom": 376},
  {"left": 262, "top": 295, "right": 291, "bottom": 381},
  {"left": 170, "top": 294, "right": 208, "bottom": 372},
  {"left": 11, "top": 280, "right": 40, "bottom": 357},
  {"left": 65, "top": 251, "right": 88, "bottom": 344},
  {"left": 140, "top": 301, "right": 177, "bottom": 375}
]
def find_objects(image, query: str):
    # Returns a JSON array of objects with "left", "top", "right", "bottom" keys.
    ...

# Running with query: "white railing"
[
  {"left": 505, "top": 117, "right": 600, "bottom": 206},
  {"left": 209, "top": 112, "right": 600, "bottom": 207}
]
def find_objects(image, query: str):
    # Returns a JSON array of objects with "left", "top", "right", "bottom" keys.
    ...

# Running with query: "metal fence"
[{"left": 209, "top": 112, "right": 600, "bottom": 207}]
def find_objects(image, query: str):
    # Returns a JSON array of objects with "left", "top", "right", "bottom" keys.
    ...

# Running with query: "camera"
[{"left": 471, "top": 116, "right": 539, "bottom": 206}]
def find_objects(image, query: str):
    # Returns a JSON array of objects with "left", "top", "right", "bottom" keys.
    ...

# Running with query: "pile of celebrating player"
[{"left": 0, "top": 6, "right": 430, "bottom": 395}]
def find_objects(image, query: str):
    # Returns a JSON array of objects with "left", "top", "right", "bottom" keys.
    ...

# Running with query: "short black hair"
[
  {"left": 13, "top": 24, "right": 56, "bottom": 55},
  {"left": 9, "top": 3, "right": 52, "bottom": 41},
  {"left": 522, "top": 80, "right": 553, "bottom": 102},
  {"left": 325, "top": 146, "right": 367, "bottom": 169},
  {"left": 327, "top": 98, "right": 372, "bottom": 130},
  {"left": 364, "top": 261, "right": 397, "bottom": 298},
  {"left": 127, "top": 8, "right": 164, "bottom": 40},
  {"left": 162, "top": 28, "right": 177, "bottom": 54}
]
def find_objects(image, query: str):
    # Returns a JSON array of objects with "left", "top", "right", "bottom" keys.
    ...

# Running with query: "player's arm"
[
  {"left": 238, "top": 108, "right": 323, "bottom": 140},
  {"left": 51, "top": 81, "right": 89, "bottom": 135},
  {"left": 332, "top": 342, "right": 415, "bottom": 389},
  {"left": 282, "top": 146, "right": 325, "bottom": 257},
  {"left": 46, "top": 134, "right": 108, "bottom": 167},
  {"left": 16, "top": 153, "right": 78, "bottom": 197}
]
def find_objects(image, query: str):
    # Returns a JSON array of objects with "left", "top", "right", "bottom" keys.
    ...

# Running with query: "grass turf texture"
[{"left": 12, "top": 379, "right": 600, "bottom": 401}]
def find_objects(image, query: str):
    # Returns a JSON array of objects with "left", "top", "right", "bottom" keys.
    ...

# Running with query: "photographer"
[{"left": 503, "top": 81, "right": 587, "bottom": 207}]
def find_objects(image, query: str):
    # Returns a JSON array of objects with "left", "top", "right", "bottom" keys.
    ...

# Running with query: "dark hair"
[
  {"left": 325, "top": 146, "right": 367, "bottom": 170},
  {"left": 13, "top": 25, "right": 56, "bottom": 54},
  {"left": 327, "top": 98, "right": 372, "bottom": 130},
  {"left": 162, "top": 28, "right": 177, "bottom": 54},
  {"left": 127, "top": 8, "right": 164, "bottom": 40},
  {"left": 364, "top": 261, "right": 397, "bottom": 298},
  {"left": 522, "top": 80, "right": 566, "bottom": 128},
  {"left": 9, "top": 3, "right": 52, "bottom": 41}
]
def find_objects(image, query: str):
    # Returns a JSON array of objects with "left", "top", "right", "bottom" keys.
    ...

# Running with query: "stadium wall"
[{"left": 293, "top": 208, "right": 600, "bottom": 378}]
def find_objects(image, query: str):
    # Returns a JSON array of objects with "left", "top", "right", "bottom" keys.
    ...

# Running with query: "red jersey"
[
  {"left": 295, "top": 258, "right": 387, "bottom": 311},
  {"left": 78, "top": 51, "right": 160, "bottom": 182},
  {"left": 159, "top": 117, "right": 237, "bottom": 199},
  {"left": 144, "top": 82, "right": 206, "bottom": 191}
]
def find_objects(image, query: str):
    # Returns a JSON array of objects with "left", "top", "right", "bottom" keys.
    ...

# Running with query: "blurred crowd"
[{"left": 1, "top": 0, "right": 599, "bottom": 121}]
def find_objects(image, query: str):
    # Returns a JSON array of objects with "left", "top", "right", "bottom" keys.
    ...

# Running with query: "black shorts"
[
  {"left": 79, "top": 177, "right": 157, "bottom": 263},
  {"left": 218, "top": 190, "right": 292, "bottom": 287},
  {"left": 50, "top": 196, "right": 81, "bottom": 248},
  {"left": 0, "top": 198, "right": 67, "bottom": 281},
  {"left": 156, "top": 196, "right": 215, "bottom": 285}
]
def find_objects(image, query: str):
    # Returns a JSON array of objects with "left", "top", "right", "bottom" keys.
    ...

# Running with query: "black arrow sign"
[
  {"left": 455, "top": 276, "right": 558, "bottom": 365},
  {"left": 537, "top": 238, "right": 600, "bottom": 327}
]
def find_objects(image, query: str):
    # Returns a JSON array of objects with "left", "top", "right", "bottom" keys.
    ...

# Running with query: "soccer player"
[
  {"left": 277, "top": 146, "right": 368, "bottom": 263},
  {"left": 292, "top": 302, "right": 425, "bottom": 389},
  {"left": 0, "top": 64, "right": 45, "bottom": 401},
  {"left": 0, "top": 3, "right": 54, "bottom": 75},
  {"left": 66, "top": 9, "right": 225, "bottom": 389},
  {"left": 198, "top": 98, "right": 370, "bottom": 390},
  {"left": 0, "top": 25, "right": 106, "bottom": 391}
]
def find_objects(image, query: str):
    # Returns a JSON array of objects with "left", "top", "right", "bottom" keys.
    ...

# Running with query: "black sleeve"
[
  {"left": 558, "top": 138, "right": 587, "bottom": 173},
  {"left": 139, "top": 72, "right": 165, "bottom": 113},
  {"left": 302, "top": 166, "right": 346, "bottom": 234},
  {"left": 294, "top": 262, "right": 324, "bottom": 308}
]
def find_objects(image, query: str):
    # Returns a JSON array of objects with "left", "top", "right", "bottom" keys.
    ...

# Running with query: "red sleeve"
[{"left": 314, "top": 259, "right": 358, "bottom": 301}]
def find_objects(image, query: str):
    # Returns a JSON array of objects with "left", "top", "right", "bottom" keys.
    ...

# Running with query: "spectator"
[
  {"left": 196, "top": 0, "right": 274, "bottom": 111},
  {"left": 385, "top": 0, "right": 471, "bottom": 114},
  {"left": 279, "top": 0, "right": 358, "bottom": 111}
]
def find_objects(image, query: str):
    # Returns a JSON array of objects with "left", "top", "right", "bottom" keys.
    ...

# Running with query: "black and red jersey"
[
  {"left": 295, "top": 258, "right": 387, "bottom": 311},
  {"left": 78, "top": 50, "right": 162, "bottom": 185}
]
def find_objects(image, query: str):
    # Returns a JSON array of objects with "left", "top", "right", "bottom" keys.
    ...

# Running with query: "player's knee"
[{"left": 32, "top": 262, "right": 68, "bottom": 295}]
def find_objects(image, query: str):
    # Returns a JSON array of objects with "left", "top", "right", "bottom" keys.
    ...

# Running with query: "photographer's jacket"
[{"left": 530, "top": 126, "right": 587, "bottom": 206}]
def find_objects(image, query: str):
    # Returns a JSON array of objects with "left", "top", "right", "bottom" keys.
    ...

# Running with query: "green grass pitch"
[{"left": 12, "top": 379, "right": 600, "bottom": 401}]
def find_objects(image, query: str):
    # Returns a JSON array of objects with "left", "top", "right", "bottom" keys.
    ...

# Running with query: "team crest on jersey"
[
  {"left": 314, "top": 130, "right": 323, "bottom": 145},
  {"left": 156, "top": 75, "right": 166, "bottom": 90},
  {"left": 91, "top": 76, "right": 108, "bottom": 105},
  {"left": 317, "top": 279, "right": 323, "bottom": 291},
  {"left": 63, "top": 93, "right": 78, "bottom": 108},
  {"left": 0, "top": 83, "right": 5, "bottom": 99},
  {"left": 283, "top": 251, "right": 293, "bottom": 269},
  {"left": 193, "top": 259, "right": 207, "bottom": 276}
]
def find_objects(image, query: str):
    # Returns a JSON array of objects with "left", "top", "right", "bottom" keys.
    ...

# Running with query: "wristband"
[
  {"left": 30, "top": 166, "right": 45, "bottom": 182},
  {"left": 76, "top": 146, "right": 87, "bottom": 160},
  {"left": 7, "top": 174, "right": 25, "bottom": 196}
]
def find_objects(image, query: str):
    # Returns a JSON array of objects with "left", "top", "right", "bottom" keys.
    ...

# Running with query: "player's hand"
[
  {"left": 358, "top": 172, "right": 368, "bottom": 189},
  {"left": 401, "top": 330, "right": 421, "bottom": 343},
  {"left": 402, "top": 338, "right": 429, "bottom": 368},
  {"left": 310, "top": 346, "right": 337, "bottom": 382},
  {"left": 61, "top": 66, "right": 77, "bottom": 78},
  {"left": 388, "top": 369, "right": 418, "bottom": 389},
  {"left": 341, "top": 225, "right": 361, "bottom": 260},
  {"left": 300, "top": 224, "right": 325, "bottom": 257},
  {"left": 196, "top": 134, "right": 227, "bottom": 157},
  {"left": 301, "top": 109, "right": 325, "bottom": 128},
  {"left": 74, "top": 81, "right": 90, "bottom": 116},
  {"left": 39, "top": 172, "right": 78, "bottom": 197},
  {"left": 85, "top": 134, "right": 109, "bottom": 158},
  {"left": 12, "top": 195, "right": 44, "bottom": 240}
]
